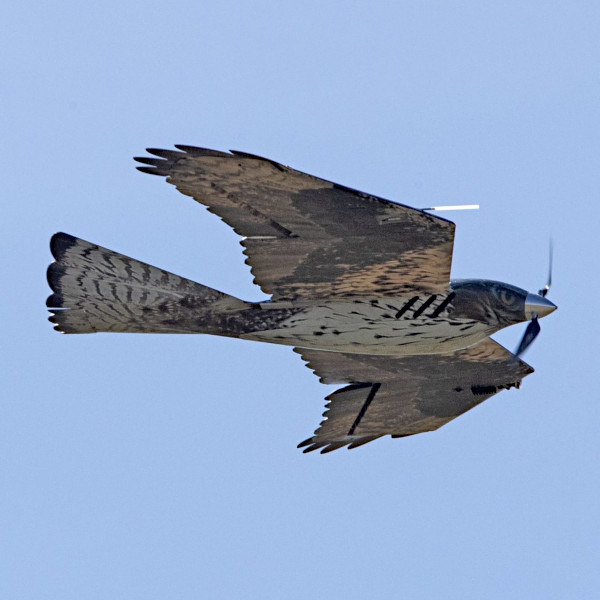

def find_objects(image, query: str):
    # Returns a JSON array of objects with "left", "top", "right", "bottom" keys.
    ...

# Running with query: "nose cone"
[{"left": 525, "top": 293, "right": 557, "bottom": 320}]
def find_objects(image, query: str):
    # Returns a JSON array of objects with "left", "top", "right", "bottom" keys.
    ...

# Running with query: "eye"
[{"left": 499, "top": 289, "right": 515, "bottom": 306}]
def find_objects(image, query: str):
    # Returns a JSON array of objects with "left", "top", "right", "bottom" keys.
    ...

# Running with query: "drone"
[{"left": 47, "top": 146, "right": 556, "bottom": 453}]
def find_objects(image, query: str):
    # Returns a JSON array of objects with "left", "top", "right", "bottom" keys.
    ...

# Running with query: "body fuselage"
[
  {"left": 241, "top": 294, "right": 485, "bottom": 355},
  {"left": 210, "top": 279, "right": 534, "bottom": 356}
]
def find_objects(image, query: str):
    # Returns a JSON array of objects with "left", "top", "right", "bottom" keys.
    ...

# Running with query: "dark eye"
[{"left": 499, "top": 289, "right": 515, "bottom": 306}]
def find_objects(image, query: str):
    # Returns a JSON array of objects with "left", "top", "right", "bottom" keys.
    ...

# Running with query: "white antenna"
[
  {"left": 421, "top": 204, "right": 480, "bottom": 212},
  {"left": 421, "top": 204, "right": 479, "bottom": 212}
]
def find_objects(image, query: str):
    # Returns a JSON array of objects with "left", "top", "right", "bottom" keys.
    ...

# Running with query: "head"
[{"left": 449, "top": 279, "right": 556, "bottom": 329}]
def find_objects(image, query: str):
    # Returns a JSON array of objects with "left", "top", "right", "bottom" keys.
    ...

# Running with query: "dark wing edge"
[
  {"left": 134, "top": 145, "right": 456, "bottom": 300},
  {"left": 294, "top": 338, "right": 534, "bottom": 454},
  {"left": 134, "top": 144, "right": 452, "bottom": 220}
]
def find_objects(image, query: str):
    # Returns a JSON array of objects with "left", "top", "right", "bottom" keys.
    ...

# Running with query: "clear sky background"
[{"left": 2, "top": 2, "right": 599, "bottom": 598}]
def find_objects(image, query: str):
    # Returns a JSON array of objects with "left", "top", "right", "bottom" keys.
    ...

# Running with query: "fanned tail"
[{"left": 46, "top": 232, "right": 248, "bottom": 334}]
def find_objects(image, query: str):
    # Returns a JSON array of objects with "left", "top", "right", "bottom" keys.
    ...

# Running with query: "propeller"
[
  {"left": 515, "top": 316, "right": 541, "bottom": 356},
  {"left": 515, "top": 241, "right": 555, "bottom": 357},
  {"left": 538, "top": 240, "right": 553, "bottom": 298}
]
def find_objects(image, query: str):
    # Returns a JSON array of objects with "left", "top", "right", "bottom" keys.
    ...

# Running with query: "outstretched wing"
[
  {"left": 135, "top": 146, "right": 455, "bottom": 301},
  {"left": 295, "top": 338, "right": 534, "bottom": 453}
]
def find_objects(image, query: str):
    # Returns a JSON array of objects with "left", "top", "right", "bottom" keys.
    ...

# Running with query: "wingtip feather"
[
  {"left": 320, "top": 442, "right": 348, "bottom": 454},
  {"left": 49, "top": 232, "right": 77, "bottom": 261},
  {"left": 297, "top": 437, "right": 314, "bottom": 449},
  {"left": 136, "top": 166, "right": 164, "bottom": 176},
  {"left": 145, "top": 147, "right": 184, "bottom": 159},
  {"left": 174, "top": 145, "right": 231, "bottom": 157}
]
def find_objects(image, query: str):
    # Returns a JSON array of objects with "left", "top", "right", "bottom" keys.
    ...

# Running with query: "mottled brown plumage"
[
  {"left": 295, "top": 340, "right": 532, "bottom": 453},
  {"left": 47, "top": 145, "right": 554, "bottom": 453},
  {"left": 136, "top": 146, "right": 455, "bottom": 299}
]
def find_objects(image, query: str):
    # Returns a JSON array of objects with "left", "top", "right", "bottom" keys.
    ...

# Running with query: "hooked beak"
[{"left": 524, "top": 292, "right": 557, "bottom": 320}]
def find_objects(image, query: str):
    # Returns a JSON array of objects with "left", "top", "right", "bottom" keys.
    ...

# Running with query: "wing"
[
  {"left": 135, "top": 146, "right": 455, "bottom": 301},
  {"left": 295, "top": 338, "right": 534, "bottom": 453}
]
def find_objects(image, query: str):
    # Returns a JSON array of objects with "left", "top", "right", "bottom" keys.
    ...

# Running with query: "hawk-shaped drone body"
[{"left": 47, "top": 146, "right": 557, "bottom": 453}]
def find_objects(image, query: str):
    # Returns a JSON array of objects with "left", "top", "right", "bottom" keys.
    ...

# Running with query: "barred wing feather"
[
  {"left": 295, "top": 338, "right": 534, "bottom": 453},
  {"left": 135, "top": 146, "right": 455, "bottom": 300}
]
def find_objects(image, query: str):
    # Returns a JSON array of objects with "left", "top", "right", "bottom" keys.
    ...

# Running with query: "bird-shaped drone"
[{"left": 47, "top": 146, "right": 556, "bottom": 453}]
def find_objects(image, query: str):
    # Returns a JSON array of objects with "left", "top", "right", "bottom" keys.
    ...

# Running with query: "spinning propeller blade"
[
  {"left": 516, "top": 241, "right": 556, "bottom": 356},
  {"left": 538, "top": 240, "right": 553, "bottom": 298},
  {"left": 515, "top": 316, "right": 541, "bottom": 357}
]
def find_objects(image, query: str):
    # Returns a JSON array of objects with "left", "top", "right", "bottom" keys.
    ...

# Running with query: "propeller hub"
[{"left": 524, "top": 292, "right": 557, "bottom": 320}]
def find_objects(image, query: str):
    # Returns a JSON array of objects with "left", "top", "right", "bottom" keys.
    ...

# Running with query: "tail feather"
[{"left": 47, "top": 232, "right": 248, "bottom": 334}]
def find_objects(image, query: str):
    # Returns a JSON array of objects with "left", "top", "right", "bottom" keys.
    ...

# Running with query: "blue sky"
[{"left": 2, "top": 2, "right": 599, "bottom": 598}]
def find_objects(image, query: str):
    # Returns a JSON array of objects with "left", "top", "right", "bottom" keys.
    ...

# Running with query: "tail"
[{"left": 47, "top": 232, "right": 249, "bottom": 334}]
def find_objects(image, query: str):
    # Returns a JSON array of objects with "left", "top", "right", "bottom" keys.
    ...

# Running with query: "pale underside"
[{"left": 243, "top": 295, "right": 490, "bottom": 356}]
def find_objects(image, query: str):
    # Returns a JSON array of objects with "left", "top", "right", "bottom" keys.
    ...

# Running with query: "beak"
[{"left": 524, "top": 293, "right": 557, "bottom": 320}]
